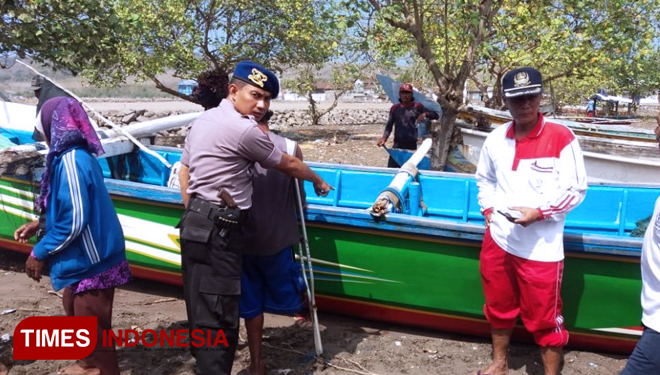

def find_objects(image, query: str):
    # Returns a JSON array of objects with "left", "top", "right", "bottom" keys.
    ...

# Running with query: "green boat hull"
[{"left": 0, "top": 172, "right": 643, "bottom": 354}]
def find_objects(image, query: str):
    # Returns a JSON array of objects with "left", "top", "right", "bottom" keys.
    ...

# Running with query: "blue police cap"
[
  {"left": 502, "top": 67, "right": 543, "bottom": 98},
  {"left": 233, "top": 61, "right": 280, "bottom": 99}
]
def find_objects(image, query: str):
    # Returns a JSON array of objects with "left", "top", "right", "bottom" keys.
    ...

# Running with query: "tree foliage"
[
  {"left": 2, "top": 0, "right": 346, "bottom": 103},
  {"left": 0, "top": 0, "right": 126, "bottom": 73},
  {"left": 82, "top": 0, "right": 344, "bottom": 101},
  {"left": 471, "top": 0, "right": 660, "bottom": 109}
]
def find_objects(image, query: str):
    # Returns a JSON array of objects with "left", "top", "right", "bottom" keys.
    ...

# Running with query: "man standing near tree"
[{"left": 376, "top": 83, "right": 439, "bottom": 168}]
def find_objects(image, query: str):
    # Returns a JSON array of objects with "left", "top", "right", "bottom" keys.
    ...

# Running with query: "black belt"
[{"left": 188, "top": 197, "right": 248, "bottom": 226}]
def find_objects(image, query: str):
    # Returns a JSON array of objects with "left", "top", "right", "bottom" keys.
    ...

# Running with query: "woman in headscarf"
[{"left": 14, "top": 97, "right": 130, "bottom": 375}]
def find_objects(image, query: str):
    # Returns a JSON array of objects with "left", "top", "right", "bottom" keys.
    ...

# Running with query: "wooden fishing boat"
[
  {"left": 460, "top": 105, "right": 656, "bottom": 140},
  {"left": 0, "top": 139, "right": 654, "bottom": 355},
  {"left": 460, "top": 127, "right": 660, "bottom": 183}
]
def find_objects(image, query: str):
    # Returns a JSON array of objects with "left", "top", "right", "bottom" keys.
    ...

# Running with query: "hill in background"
[{"left": 0, "top": 61, "right": 180, "bottom": 101}]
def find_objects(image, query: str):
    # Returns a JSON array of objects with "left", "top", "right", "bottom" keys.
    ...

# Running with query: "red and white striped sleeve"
[{"left": 538, "top": 137, "right": 587, "bottom": 220}]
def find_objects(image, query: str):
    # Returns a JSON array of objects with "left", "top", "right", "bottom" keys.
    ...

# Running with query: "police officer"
[{"left": 177, "top": 61, "right": 332, "bottom": 375}]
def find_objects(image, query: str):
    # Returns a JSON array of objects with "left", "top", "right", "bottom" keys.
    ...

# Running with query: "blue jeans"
[{"left": 620, "top": 326, "right": 660, "bottom": 375}]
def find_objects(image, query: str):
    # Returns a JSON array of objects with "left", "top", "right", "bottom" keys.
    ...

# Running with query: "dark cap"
[
  {"left": 31, "top": 75, "right": 43, "bottom": 89},
  {"left": 399, "top": 83, "right": 413, "bottom": 92},
  {"left": 502, "top": 67, "right": 543, "bottom": 98},
  {"left": 233, "top": 61, "right": 279, "bottom": 99}
]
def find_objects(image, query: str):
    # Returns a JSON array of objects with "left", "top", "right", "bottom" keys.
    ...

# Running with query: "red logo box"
[{"left": 13, "top": 316, "right": 97, "bottom": 360}]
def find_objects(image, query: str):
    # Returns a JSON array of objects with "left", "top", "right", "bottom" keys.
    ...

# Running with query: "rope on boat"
[{"left": 16, "top": 60, "right": 171, "bottom": 168}]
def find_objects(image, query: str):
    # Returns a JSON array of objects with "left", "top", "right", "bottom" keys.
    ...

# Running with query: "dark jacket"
[{"left": 382, "top": 102, "right": 439, "bottom": 146}]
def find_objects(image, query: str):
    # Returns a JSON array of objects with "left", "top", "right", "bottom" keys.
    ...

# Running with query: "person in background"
[
  {"left": 619, "top": 100, "right": 660, "bottom": 375},
  {"left": 586, "top": 99, "right": 596, "bottom": 117},
  {"left": 177, "top": 61, "right": 332, "bottom": 375},
  {"left": 475, "top": 67, "right": 587, "bottom": 375},
  {"left": 376, "top": 83, "right": 439, "bottom": 168},
  {"left": 14, "top": 97, "right": 130, "bottom": 375},
  {"left": 236, "top": 110, "right": 306, "bottom": 375},
  {"left": 191, "top": 69, "right": 229, "bottom": 110}
]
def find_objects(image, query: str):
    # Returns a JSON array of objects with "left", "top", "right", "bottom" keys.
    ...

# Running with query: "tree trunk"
[{"left": 430, "top": 107, "right": 458, "bottom": 170}]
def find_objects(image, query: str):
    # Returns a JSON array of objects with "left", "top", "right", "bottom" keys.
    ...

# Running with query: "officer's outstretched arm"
[
  {"left": 179, "top": 163, "right": 191, "bottom": 207},
  {"left": 275, "top": 154, "right": 333, "bottom": 197}
]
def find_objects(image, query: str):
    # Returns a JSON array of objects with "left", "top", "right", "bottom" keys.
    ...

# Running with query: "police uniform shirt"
[{"left": 181, "top": 99, "right": 283, "bottom": 209}]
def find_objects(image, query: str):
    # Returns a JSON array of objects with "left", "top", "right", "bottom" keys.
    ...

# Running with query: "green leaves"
[{"left": 1, "top": 0, "right": 127, "bottom": 75}]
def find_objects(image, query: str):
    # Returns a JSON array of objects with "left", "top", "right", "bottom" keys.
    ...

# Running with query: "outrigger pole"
[
  {"left": 15, "top": 60, "right": 172, "bottom": 168},
  {"left": 294, "top": 178, "right": 324, "bottom": 357}
]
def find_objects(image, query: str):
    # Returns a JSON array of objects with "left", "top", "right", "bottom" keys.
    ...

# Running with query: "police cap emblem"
[
  {"left": 248, "top": 68, "right": 267, "bottom": 88},
  {"left": 514, "top": 72, "right": 530, "bottom": 87}
]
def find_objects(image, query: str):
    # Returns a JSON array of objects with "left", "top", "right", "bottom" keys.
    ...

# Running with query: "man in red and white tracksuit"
[{"left": 475, "top": 67, "right": 587, "bottom": 375}]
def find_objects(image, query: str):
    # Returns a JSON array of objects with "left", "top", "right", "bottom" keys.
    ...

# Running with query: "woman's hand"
[
  {"left": 25, "top": 255, "right": 45, "bottom": 282},
  {"left": 14, "top": 220, "right": 39, "bottom": 244}
]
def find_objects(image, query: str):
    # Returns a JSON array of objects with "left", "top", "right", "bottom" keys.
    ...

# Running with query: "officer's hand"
[
  {"left": 314, "top": 180, "right": 334, "bottom": 197},
  {"left": 508, "top": 206, "right": 540, "bottom": 227},
  {"left": 25, "top": 255, "right": 45, "bottom": 282},
  {"left": 376, "top": 138, "right": 386, "bottom": 147},
  {"left": 14, "top": 220, "right": 39, "bottom": 244}
]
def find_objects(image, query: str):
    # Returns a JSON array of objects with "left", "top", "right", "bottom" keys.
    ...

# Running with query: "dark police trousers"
[{"left": 179, "top": 198, "right": 248, "bottom": 375}]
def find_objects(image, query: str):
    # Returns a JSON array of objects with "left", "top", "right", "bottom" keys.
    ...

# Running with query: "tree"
[
  {"left": 364, "top": 0, "right": 660, "bottom": 170},
  {"left": 82, "top": 0, "right": 345, "bottom": 104},
  {"left": 2, "top": 0, "right": 347, "bottom": 106},
  {"left": 0, "top": 0, "right": 127, "bottom": 74},
  {"left": 366, "top": 0, "right": 503, "bottom": 170},
  {"left": 470, "top": 0, "right": 660, "bottom": 110},
  {"left": 284, "top": 63, "right": 362, "bottom": 125}
]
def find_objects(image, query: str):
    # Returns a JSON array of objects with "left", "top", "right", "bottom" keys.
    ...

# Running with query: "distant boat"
[
  {"left": 461, "top": 104, "right": 655, "bottom": 139},
  {"left": 460, "top": 126, "right": 660, "bottom": 183}
]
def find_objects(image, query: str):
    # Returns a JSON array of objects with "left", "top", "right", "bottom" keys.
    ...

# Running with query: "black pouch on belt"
[{"left": 180, "top": 198, "right": 215, "bottom": 244}]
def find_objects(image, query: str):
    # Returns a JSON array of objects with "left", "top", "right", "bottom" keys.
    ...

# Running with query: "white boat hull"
[{"left": 460, "top": 127, "right": 660, "bottom": 184}]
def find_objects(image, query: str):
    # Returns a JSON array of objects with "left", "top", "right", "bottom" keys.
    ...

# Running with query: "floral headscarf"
[{"left": 36, "top": 97, "right": 104, "bottom": 211}]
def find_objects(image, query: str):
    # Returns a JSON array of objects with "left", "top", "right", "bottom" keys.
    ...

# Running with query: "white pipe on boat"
[
  {"left": 96, "top": 112, "right": 201, "bottom": 139},
  {"left": 370, "top": 139, "right": 432, "bottom": 216},
  {"left": 388, "top": 138, "right": 432, "bottom": 191}
]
